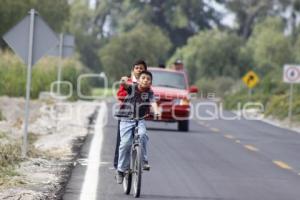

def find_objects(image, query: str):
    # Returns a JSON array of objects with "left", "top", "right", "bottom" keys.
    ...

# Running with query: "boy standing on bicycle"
[{"left": 116, "top": 70, "right": 160, "bottom": 184}]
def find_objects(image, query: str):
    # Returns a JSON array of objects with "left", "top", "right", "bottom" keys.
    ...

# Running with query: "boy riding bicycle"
[
  {"left": 116, "top": 70, "right": 160, "bottom": 184},
  {"left": 113, "top": 60, "right": 147, "bottom": 169}
]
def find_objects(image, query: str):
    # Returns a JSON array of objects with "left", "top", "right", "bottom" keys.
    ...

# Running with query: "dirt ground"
[{"left": 0, "top": 96, "right": 99, "bottom": 200}]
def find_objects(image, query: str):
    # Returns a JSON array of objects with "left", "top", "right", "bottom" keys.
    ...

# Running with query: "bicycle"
[{"left": 116, "top": 114, "right": 148, "bottom": 198}]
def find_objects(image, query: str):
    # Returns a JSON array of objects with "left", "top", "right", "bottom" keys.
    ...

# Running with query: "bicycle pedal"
[{"left": 143, "top": 166, "right": 151, "bottom": 171}]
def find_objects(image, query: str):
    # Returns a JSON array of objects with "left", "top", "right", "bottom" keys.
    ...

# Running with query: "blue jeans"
[{"left": 117, "top": 119, "right": 149, "bottom": 172}]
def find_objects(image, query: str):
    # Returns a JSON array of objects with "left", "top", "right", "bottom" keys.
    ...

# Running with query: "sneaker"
[
  {"left": 143, "top": 161, "right": 150, "bottom": 171},
  {"left": 116, "top": 171, "right": 124, "bottom": 184}
]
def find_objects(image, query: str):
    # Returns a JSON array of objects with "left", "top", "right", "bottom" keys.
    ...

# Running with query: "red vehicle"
[{"left": 147, "top": 67, "right": 198, "bottom": 132}]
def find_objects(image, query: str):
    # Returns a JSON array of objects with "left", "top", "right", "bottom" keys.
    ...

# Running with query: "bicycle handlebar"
[
  {"left": 115, "top": 114, "right": 149, "bottom": 121},
  {"left": 115, "top": 112, "right": 160, "bottom": 121}
]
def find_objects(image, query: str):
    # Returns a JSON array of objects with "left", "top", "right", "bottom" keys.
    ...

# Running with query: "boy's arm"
[
  {"left": 117, "top": 77, "right": 134, "bottom": 101},
  {"left": 120, "top": 76, "right": 130, "bottom": 89},
  {"left": 117, "top": 84, "right": 127, "bottom": 101},
  {"left": 151, "top": 102, "right": 160, "bottom": 115},
  {"left": 149, "top": 91, "right": 161, "bottom": 118},
  {"left": 151, "top": 102, "right": 161, "bottom": 120}
]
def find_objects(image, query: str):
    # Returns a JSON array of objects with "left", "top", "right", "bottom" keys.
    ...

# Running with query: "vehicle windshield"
[{"left": 150, "top": 70, "right": 187, "bottom": 89}]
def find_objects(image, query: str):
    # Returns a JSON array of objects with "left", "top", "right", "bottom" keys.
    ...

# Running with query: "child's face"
[
  {"left": 138, "top": 74, "right": 152, "bottom": 89},
  {"left": 133, "top": 64, "right": 146, "bottom": 78}
]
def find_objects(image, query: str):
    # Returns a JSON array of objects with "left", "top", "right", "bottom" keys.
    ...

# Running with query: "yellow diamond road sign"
[{"left": 242, "top": 71, "right": 259, "bottom": 89}]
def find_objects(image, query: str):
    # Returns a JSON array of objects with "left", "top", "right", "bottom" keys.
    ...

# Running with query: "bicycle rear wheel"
[{"left": 132, "top": 145, "right": 142, "bottom": 198}]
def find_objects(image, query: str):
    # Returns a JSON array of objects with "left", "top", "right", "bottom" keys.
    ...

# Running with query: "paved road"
[{"left": 63, "top": 101, "right": 300, "bottom": 200}]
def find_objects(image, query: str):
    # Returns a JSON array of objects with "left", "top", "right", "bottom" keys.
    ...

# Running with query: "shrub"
[
  {"left": 0, "top": 133, "right": 42, "bottom": 187},
  {"left": 0, "top": 51, "right": 91, "bottom": 100},
  {"left": 265, "top": 94, "right": 300, "bottom": 121},
  {"left": 224, "top": 91, "right": 270, "bottom": 110},
  {"left": 196, "top": 77, "right": 235, "bottom": 98}
]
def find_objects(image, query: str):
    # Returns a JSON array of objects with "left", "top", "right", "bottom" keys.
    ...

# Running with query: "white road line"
[{"left": 80, "top": 102, "right": 107, "bottom": 200}]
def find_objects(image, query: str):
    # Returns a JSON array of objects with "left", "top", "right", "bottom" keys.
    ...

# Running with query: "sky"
[
  {"left": 89, "top": 0, "right": 96, "bottom": 9},
  {"left": 206, "top": 0, "right": 236, "bottom": 27}
]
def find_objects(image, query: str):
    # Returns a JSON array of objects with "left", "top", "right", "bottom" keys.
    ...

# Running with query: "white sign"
[{"left": 283, "top": 65, "right": 300, "bottom": 83}]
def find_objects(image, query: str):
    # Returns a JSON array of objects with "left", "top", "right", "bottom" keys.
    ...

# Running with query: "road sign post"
[
  {"left": 288, "top": 83, "right": 294, "bottom": 127},
  {"left": 22, "top": 9, "right": 36, "bottom": 158},
  {"left": 57, "top": 33, "right": 64, "bottom": 95},
  {"left": 3, "top": 9, "right": 59, "bottom": 157},
  {"left": 48, "top": 33, "right": 75, "bottom": 96},
  {"left": 283, "top": 64, "right": 300, "bottom": 127},
  {"left": 248, "top": 88, "right": 252, "bottom": 99}
]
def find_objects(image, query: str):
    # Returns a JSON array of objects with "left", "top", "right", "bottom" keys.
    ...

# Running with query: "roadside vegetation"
[
  {"left": 174, "top": 17, "right": 300, "bottom": 122},
  {"left": 0, "top": 110, "right": 4, "bottom": 121},
  {"left": 91, "top": 88, "right": 114, "bottom": 98},
  {"left": 0, "top": 51, "right": 91, "bottom": 100},
  {"left": 0, "top": 132, "right": 46, "bottom": 188}
]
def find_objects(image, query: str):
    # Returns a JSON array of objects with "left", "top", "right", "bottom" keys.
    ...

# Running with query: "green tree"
[
  {"left": 99, "top": 23, "right": 172, "bottom": 81},
  {"left": 0, "top": 0, "right": 70, "bottom": 48},
  {"left": 92, "top": 0, "right": 223, "bottom": 48},
  {"left": 169, "top": 30, "right": 243, "bottom": 83},
  {"left": 65, "top": 0, "right": 103, "bottom": 72},
  {"left": 246, "top": 17, "right": 292, "bottom": 74},
  {"left": 292, "top": 34, "right": 300, "bottom": 63},
  {"left": 225, "top": 0, "right": 297, "bottom": 38}
]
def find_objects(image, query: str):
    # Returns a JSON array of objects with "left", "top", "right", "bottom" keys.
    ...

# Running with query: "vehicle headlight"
[
  {"left": 180, "top": 98, "right": 190, "bottom": 105},
  {"left": 172, "top": 98, "right": 190, "bottom": 105}
]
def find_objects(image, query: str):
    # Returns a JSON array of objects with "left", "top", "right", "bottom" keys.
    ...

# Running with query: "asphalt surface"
[{"left": 63, "top": 100, "right": 300, "bottom": 200}]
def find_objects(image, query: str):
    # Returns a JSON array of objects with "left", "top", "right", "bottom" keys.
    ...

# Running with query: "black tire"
[
  {"left": 123, "top": 171, "right": 132, "bottom": 194},
  {"left": 132, "top": 145, "right": 142, "bottom": 198},
  {"left": 178, "top": 120, "right": 189, "bottom": 132},
  {"left": 123, "top": 146, "right": 135, "bottom": 195}
]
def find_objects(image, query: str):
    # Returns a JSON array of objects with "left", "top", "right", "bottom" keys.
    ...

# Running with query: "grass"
[
  {"left": 0, "top": 132, "right": 47, "bottom": 188},
  {"left": 0, "top": 110, "right": 4, "bottom": 121},
  {"left": 0, "top": 139, "right": 22, "bottom": 188},
  {"left": 0, "top": 132, "right": 6, "bottom": 139},
  {"left": 91, "top": 87, "right": 114, "bottom": 98},
  {"left": 0, "top": 166, "right": 25, "bottom": 187},
  {"left": 224, "top": 88, "right": 300, "bottom": 122}
]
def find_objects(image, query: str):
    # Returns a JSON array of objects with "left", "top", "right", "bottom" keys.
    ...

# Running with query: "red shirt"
[{"left": 117, "top": 78, "right": 133, "bottom": 101}]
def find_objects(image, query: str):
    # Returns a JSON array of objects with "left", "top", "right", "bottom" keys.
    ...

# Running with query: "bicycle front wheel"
[
  {"left": 132, "top": 145, "right": 142, "bottom": 198},
  {"left": 123, "top": 171, "right": 132, "bottom": 194}
]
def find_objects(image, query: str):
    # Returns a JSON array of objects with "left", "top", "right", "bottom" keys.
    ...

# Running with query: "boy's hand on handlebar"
[{"left": 153, "top": 112, "right": 161, "bottom": 120}]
